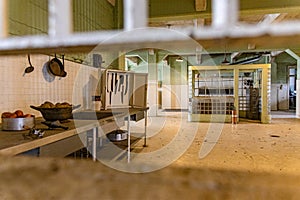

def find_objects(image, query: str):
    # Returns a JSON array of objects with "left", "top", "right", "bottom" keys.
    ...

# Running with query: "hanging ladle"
[{"left": 25, "top": 54, "right": 34, "bottom": 73}]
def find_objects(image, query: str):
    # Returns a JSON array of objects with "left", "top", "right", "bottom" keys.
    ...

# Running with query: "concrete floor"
[
  {"left": 127, "top": 111, "right": 300, "bottom": 175},
  {"left": 0, "top": 111, "right": 299, "bottom": 199}
]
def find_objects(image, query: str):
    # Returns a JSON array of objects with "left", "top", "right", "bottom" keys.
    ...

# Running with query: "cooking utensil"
[
  {"left": 30, "top": 104, "right": 80, "bottom": 122},
  {"left": 107, "top": 129, "right": 128, "bottom": 142},
  {"left": 114, "top": 73, "right": 119, "bottom": 94},
  {"left": 124, "top": 74, "right": 129, "bottom": 95},
  {"left": 119, "top": 74, "right": 124, "bottom": 103},
  {"left": 106, "top": 72, "right": 112, "bottom": 105},
  {"left": 41, "top": 121, "right": 69, "bottom": 130},
  {"left": 48, "top": 54, "right": 67, "bottom": 77},
  {"left": 2, "top": 116, "right": 35, "bottom": 131},
  {"left": 110, "top": 73, "right": 114, "bottom": 105},
  {"left": 24, "top": 54, "right": 34, "bottom": 73},
  {"left": 23, "top": 128, "right": 44, "bottom": 139},
  {"left": 93, "top": 54, "right": 104, "bottom": 68},
  {"left": 118, "top": 74, "right": 124, "bottom": 92}
]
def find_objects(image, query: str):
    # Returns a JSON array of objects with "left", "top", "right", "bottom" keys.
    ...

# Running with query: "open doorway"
[
  {"left": 238, "top": 69, "right": 261, "bottom": 121},
  {"left": 288, "top": 66, "right": 297, "bottom": 110}
]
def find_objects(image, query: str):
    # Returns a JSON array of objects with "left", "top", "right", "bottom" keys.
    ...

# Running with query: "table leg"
[
  {"left": 143, "top": 110, "right": 148, "bottom": 147},
  {"left": 92, "top": 127, "right": 97, "bottom": 161},
  {"left": 127, "top": 114, "right": 131, "bottom": 163},
  {"left": 97, "top": 127, "right": 103, "bottom": 147}
]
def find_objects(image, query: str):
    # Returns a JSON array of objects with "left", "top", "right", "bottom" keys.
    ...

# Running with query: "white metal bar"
[
  {"left": 48, "top": 0, "right": 73, "bottom": 37},
  {"left": 124, "top": 0, "right": 148, "bottom": 30},
  {"left": 0, "top": 0, "right": 7, "bottom": 38},
  {"left": 212, "top": 0, "right": 239, "bottom": 29},
  {"left": 0, "top": 22, "right": 300, "bottom": 54}
]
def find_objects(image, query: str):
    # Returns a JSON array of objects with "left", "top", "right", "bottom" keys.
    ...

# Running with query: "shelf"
[
  {"left": 193, "top": 69, "right": 234, "bottom": 97},
  {"left": 191, "top": 96, "right": 235, "bottom": 115}
]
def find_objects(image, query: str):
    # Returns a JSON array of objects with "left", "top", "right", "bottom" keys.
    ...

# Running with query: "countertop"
[{"left": 0, "top": 108, "right": 148, "bottom": 156}]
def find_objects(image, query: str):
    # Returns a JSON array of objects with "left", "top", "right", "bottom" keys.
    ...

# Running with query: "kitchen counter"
[{"left": 0, "top": 108, "right": 148, "bottom": 157}]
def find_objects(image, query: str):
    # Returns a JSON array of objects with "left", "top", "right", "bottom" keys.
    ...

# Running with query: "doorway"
[
  {"left": 288, "top": 66, "right": 297, "bottom": 110},
  {"left": 238, "top": 69, "right": 261, "bottom": 120}
]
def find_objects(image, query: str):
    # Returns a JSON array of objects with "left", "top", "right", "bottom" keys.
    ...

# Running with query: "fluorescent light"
[{"left": 176, "top": 57, "right": 183, "bottom": 62}]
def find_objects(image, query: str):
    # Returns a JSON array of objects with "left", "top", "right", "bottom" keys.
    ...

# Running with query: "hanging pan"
[{"left": 47, "top": 54, "right": 67, "bottom": 77}]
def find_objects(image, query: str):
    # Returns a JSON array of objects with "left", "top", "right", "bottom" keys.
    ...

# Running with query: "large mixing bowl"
[{"left": 30, "top": 104, "right": 80, "bottom": 121}]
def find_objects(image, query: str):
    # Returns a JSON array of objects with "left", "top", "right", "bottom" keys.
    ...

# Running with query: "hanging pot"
[{"left": 47, "top": 54, "right": 67, "bottom": 77}]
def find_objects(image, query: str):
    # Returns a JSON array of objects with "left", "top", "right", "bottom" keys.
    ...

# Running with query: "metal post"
[
  {"left": 92, "top": 128, "right": 97, "bottom": 161},
  {"left": 48, "top": 0, "right": 73, "bottom": 37},
  {"left": 124, "top": 0, "right": 148, "bottom": 31},
  {"left": 212, "top": 0, "right": 239, "bottom": 28},
  {"left": 98, "top": 127, "right": 103, "bottom": 147},
  {"left": 143, "top": 110, "right": 148, "bottom": 147},
  {"left": 127, "top": 114, "right": 131, "bottom": 163},
  {"left": 0, "top": 0, "right": 7, "bottom": 38}
]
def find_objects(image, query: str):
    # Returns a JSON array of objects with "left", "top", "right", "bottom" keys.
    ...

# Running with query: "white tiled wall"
[{"left": 0, "top": 54, "right": 99, "bottom": 122}]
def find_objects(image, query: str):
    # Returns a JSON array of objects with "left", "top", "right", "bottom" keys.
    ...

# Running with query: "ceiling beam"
[
  {"left": 259, "top": 14, "right": 281, "bottom": 25},
  {"left": 107, "top": 0, "right": 115, "bottom": 6}
]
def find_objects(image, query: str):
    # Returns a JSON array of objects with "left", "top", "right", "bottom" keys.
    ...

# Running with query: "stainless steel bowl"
[{"left": 2, "top": 117, "right": 35, "bottom": 131}]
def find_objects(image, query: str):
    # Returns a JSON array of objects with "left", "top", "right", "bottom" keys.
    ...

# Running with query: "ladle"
[{"left": 25, "top": 54, "right": 34, "bottom": 73}]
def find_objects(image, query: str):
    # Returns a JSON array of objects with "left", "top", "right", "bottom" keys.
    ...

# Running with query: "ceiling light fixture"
[
  {"left": 176, "top": 57, "right": 183, "bottom": 62},
  {"left": 221, "top": 54, "right": 230, "bottom": 65},
  {"left": 221, "top": 44, "right": 230, "bottom": 65}
]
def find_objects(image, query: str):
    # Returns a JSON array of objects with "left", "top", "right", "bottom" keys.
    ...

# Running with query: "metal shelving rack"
[
  {"left": 189, "top": 68, "right": 235, "bottom": 122},
  {"left": 188, "top": 64, "right": 271, "bottom": 123}
]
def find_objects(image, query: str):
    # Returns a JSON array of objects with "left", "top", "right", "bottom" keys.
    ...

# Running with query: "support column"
[
  {"left": 233, "top": 68, "right": 239, "bottom": 114},
  {"left": 148, "top": 49, "right": 158, "bottom": 117},
  {"left": 118, "top": 52, "right": 126, "bottom": 71},
  {"left": 261, "top": 65, "right": 271, "bottom": 123}
]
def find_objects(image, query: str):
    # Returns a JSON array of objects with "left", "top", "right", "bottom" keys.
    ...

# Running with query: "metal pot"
[
  {"left": 30, "top": 104, "right": 80, "bottom": 121},
  {"left": 107, "top": 130, "right": 128, "bottom": 142},
  {"left": 2, "top": 117, "right": 35, "bottom": 131}
]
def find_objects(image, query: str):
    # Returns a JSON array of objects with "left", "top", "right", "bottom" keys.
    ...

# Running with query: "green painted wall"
[
  {"left": 8, "top": 0, "right": 48, "bottom": 35},
  {"left": 73, "top": 0, "right": 115, "bottom": 32},
  {"left": 8, "top": 0, "right": 119, "bottom": 36},
  {"left": 149, "top": 0, "right": 211, "bottom": 18},
  {"left": 273, "top": 52, "right": 297, "bottom": 84}
]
